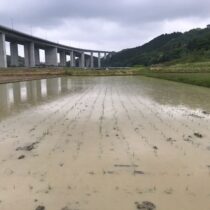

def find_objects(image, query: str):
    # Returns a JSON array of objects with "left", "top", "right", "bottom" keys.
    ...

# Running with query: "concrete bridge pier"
[
  {"left": 24, "top": 42, "right": 35, "bottom": 67},
  {"left": 0, "top": 33, "right": 7, "bottom": 68},
  {"left": 79, "top": 52, "right": 85, "bottom": 68},
  {"left": 98, "top": 52, "right": 101, "bottom": 68},
  {"left": 90, "top": 52, "right": 94, "bottom": 68},
  {"left": 35, "top": 48, "right": 40, "bottom": 66},
  {"left": 102, "top": 53, "right": 107, "bottom": 68},
  {"left": 104, "top": 52, "right": 107, "bottom": 60},
  {"left": 78, "top": 56, "right": 81, "bottom": 68},
  {"left": 45, "top": 47, "right": 58, "bottom": 66},
  {"left": 70, "top": 51, "right": 75, "bottom": 67},
  {"left": 85, "top": 57, "right": 90, "bottom": 68},
  {"left": 109, "top": 52, "right": 113, "bottom": 59},
  {"left": 60, "top": 51, "right": 66, "bottom": 67},
  {"left": 10, "top": 42, "right": 19, "bottom": 66}
]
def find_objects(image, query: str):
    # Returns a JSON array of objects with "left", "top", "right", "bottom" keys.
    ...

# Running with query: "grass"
[
  {"left": 64, "top": 68, "right": 141, "bottom": 76},
  {"left": 65, "top": 66, "right": 210, "bottom": 88},
  {"left": 0, "top": 67, "right": 65, "bottom": 76},
  {"left": 135, "top": 62, "right": 210, "bottom": 88},
  {"left": 150, "top": 62, "right": 210, "bottom": 73},
  {"left": 1, "top": 63, "right": 210, "bottom": 88}
]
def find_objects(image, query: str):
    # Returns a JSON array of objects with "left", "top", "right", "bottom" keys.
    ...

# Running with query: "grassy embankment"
[
  {"left": 0, "top": 68, "right": 66, "bottom": 84},
  {"left": 1, "top": 63, "right": 210, "bottom": 88},
  {"left": 0, "top": 68, "right": 65, "bottom": 76},
  {"left": 135, "top": 62, "right": 210, "bottom": 88},
  {"left": 65, "top": 62, "right": 210, "bottom": 88},
  {"left": 64, "top": 68, "right": 140, "bottom": 76}
]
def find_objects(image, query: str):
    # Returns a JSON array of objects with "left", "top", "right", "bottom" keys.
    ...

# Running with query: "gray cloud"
[{"left": 0, "top": 0, "right": 210, "bottom": 51}]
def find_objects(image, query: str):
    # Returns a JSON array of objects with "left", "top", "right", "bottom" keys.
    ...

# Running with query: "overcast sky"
[{"left": 0, "top": 0, "right": 210, "bottom": 52}]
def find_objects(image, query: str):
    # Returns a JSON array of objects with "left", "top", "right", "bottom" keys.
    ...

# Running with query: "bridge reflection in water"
[
  {"left": 1, "top": 76, "right": 210, "bottom": 121},
  {"left": 0, "top": 77, "right": 81, "bottom": 119}
]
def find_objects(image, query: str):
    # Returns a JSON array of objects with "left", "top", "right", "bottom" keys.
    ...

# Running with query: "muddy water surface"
[{"left": 0, "top": 76, "right": 210, "bottom": 210}]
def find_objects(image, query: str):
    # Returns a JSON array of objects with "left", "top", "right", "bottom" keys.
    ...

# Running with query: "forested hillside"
[{"left": 105, "top": 27, "right": 210, "bottom": 67}]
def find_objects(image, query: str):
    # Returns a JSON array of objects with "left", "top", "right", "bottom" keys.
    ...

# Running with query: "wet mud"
[{"left": 0, "top": 76, "right": 210, "bottom": 210}]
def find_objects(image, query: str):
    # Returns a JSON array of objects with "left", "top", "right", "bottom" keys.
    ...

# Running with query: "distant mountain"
[{"left": 105, "top": 27, "right": 210, "bottom": 67}]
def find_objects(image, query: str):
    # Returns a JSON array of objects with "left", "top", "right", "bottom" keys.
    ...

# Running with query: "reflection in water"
[
  {"left": 61, "top": 77, "right": 68, "bottom": 93},
  {"left": 13, "top": 83, "right": 21, "bottom": 105},
  {"left": 0, "top": 84, "right": 10, "bottom": 117},
  {"left": 27, "top": 81, "right": 38, "bottom": 104},
  {"left": 0, "top": 77, "right": 74, "bottom": 120},
  {"left": 36, "top": 80, "right": 42, "bottom": 100},
  {"left": 47, "top": 78, "right": 61, "bottom": 97},
  {"left": 0, "top": 76, "right": 210, "bottom": 120}
]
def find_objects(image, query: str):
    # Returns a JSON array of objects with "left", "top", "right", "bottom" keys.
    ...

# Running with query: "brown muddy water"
[{"left": 0, "top": 76, "right": 210, "bottom": 210}]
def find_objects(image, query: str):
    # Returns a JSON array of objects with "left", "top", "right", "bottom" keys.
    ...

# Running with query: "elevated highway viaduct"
[{"left": 0, "top": 25, "right": 113, "bottom": 69}]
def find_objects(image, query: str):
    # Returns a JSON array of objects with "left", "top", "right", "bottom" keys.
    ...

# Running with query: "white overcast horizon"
[{"left": 1, "top": 0, "right": 210, "bottom": 52}]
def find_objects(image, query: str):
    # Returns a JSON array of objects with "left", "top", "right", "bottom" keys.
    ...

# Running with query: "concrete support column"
[
  {"left": 104, "top": 52, "right": 107, "bottom": 59},
  {"left": 98, "top": 52, "right": 101, "bottom": 68},
  {"left": 45, "top": 47, "right": 58, "bottom": 66},
  {"left": 90, "top": 52, "right": 94, "bottom": 68},
  {"left": 80, "top": 52, "right": 85, "bottom": 68},
  {"left": 24, "top": 42, "right": 35, "bottom": 67},
  {"left": 85, "top": 58, "right": 90, "bottom": 68},
  {"left": 10, "top": 42, "right": 18, "bottom": 66},
  {"left": 35, "top": 48, "right": 40, "bottom": 66},
  {"left": 103, "top": 53, "right": 107, "bottom": 68},
  {"left": 0, "top": 33, "right": 7, "bottom": 68},
  {"left": 60, "top": 51, "right": 66, "bottom": 67},
  {"left": 109, "top": 52, "right": 113, "bottom": 59},
  {"left": 70, "top": 51, "right": 75, "bottom": 67}
]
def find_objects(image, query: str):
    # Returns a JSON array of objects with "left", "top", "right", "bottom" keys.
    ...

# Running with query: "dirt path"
[{"left": 0, "top": 76, "right": 210, "bottom": 210}]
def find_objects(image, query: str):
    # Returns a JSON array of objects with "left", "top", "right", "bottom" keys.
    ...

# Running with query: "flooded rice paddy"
[{"left": 0, "top": 76, "right": 210, "bottom": 210}]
